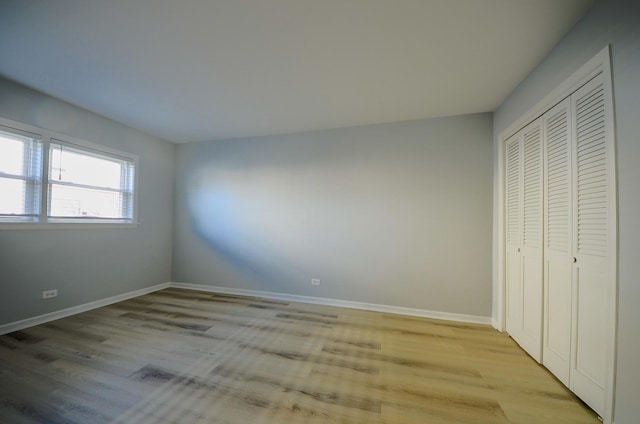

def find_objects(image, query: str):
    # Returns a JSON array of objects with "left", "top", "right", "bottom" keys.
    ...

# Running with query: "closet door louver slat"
[
  {"left": 506, "top": 139, "right": 520, "bottom": 246},
  {"left": 523, "top": 127, "right": 542, "bottom": 249}
]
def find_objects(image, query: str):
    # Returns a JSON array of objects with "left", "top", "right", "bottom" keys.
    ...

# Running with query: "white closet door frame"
[{"left": 496, "top": 46, "right": 617, "bottom": 424}]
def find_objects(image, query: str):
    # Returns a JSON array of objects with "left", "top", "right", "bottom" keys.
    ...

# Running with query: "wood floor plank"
[{"left": 0, "top": 288, "right": 600, "bottom": 423}]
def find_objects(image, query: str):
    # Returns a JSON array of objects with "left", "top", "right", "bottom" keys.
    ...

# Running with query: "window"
[
  {"left": 0, "top": 126, "right": 42, "bottom": 222},
  {"left": 0, "top": 118, "right": 138, "bottom": 227},
  {"left": 48, "top": 141, "right": 135, "bottom": 223}
]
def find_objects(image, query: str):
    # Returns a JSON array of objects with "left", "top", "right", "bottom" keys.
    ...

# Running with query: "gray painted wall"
[
  {"left": 0, "top": 77, "right": 175, "bottom": 325},
  {"left": 492, "top": 0, "right": 640, "bottom": 421},
  {"left": 173, "top": 113, "right": 493, "bottom": 318}
]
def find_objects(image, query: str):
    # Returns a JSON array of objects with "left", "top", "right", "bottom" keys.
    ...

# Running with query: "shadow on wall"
[
  {"left": 186, "top": 165, "right": 310, "bottom": 293},
  {"left": 177, "top": 116, "right": 494, "bottom": 314}
]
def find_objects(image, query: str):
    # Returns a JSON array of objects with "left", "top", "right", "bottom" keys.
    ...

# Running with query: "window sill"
[{"left": 0, "top": 222, "right": 139, "bottom": 230}]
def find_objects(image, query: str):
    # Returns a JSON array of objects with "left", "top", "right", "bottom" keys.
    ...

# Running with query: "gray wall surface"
[
  {"left": 492, "top": 0, "right": 640, "bottom": 421},
  {"left": 173, "top": 113, "right": 493, "bottom": 318},
  {"left": 0, "top": 77, "right": 175, "bottom": 325}
]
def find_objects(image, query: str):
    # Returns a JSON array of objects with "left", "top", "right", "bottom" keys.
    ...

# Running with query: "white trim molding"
[
  {"left": 0, "top": 280, "right": 492, "bottom": 337},
  {"left": 498, "top": 47, "right": 611, "bottom": 143},
  {"left": 0, "top": 282, "right": 170, "bottom": 335},
  {"left": 492, "top": 318, "right": 502, "bottom": 331},
  {"left": 170, "top": 282, "right": 493, "bottom": 325}
]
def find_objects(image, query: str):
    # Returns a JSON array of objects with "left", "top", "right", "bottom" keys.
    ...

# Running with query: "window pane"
[
  {"left": 0, "top": 134, "right": 24, "bottom": 175},
  {"left": 50, "top": 145, "right": 123, "bottom": 189},
  {"left": 0, "top": 177, "right": 26, "bottom": 215},
  {"left": 47, "top": 142, "right": 135, "bottom": 223},
  {"left": 49, "top": 184, "right": 126, "bottom": 219},
  {"left": 0, "top": 128, "right": 42, "bottom": 221}
]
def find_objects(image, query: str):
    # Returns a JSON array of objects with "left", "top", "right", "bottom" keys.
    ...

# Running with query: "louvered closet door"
[
  {"left": 505, "top": 119, "right": 544, "bottom": 361},
  {"left": 517, "top": 118, "right": 544, "bottom": 362},
  {"left": 570, "top": 73, "right": 613, "bottom": 416},
  {"left": 543, "top": 98, "right": 573, "bottom": 385},
  {"left": 505, "top": 133, "right": 523, "bottom": 342}
]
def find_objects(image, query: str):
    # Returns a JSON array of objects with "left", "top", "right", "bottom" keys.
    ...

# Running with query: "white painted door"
[
  {"left": 569, "top": 73, "right": 615, "bottom": 417},
  {"left": 505, "top": 133, "right": 523, "bottom": 342},
  {"left": 505, "top": 119, "right": 544, "bottom": 362},
  {"left": 517, "top": 119, "right": 544, "bottom": 362},
  {"left": 543, "top": 98, "right": 573, "bottom": 385},
  {"left": 503, "top": 49, "right": 617, "bottom": 422}
]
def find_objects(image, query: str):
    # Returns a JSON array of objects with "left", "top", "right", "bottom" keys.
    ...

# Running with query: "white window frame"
[
  {"left": 0, "top": 116, "right": 139, "bottom": 229},
  {"left": 0, "top": 124, "right": 43, "bottom": 223}
]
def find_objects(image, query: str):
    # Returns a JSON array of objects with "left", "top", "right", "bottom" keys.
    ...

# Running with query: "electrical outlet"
[
  {"left": 42, "top": 289, "right": 58, "bottom": 299},
  {"left": 311, "top": 278, "right": 321, "bottom": 286}
]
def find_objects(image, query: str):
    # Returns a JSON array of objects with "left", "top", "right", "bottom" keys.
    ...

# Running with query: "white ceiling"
[{"left": 0, "top": 0, "right": 594, "bottom": 143}]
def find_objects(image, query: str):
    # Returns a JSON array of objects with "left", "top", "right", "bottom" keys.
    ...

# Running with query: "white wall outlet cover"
[
  {"left": 42, "top": 289, "right": 58, "bottom": 299},
  {"left": 311, "top": 279, "right": 321, "bottom": 286}
]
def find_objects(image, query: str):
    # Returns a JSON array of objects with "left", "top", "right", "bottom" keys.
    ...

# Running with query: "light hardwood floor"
[{"left": 0, "top": 288, "right": 598, "bottom": 423}]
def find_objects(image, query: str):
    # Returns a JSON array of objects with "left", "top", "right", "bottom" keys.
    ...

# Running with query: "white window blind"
[
  {"left": 48, "top": 141, "right": 135, "bottom": 222},
  {"left": 0, "top": 127, "right": 42, "bottom": 222}
]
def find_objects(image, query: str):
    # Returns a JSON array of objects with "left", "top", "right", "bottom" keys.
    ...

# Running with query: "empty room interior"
[{"left": 0, "top": 0, "right": 638, "bottom": 423}]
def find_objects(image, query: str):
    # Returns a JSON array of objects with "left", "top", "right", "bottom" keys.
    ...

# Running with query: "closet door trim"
[{"left": 496, "top": 45, "right": 616, "bottom": 424}]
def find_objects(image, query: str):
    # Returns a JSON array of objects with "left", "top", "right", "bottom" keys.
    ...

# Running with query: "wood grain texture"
[{"left": 0, "top": 288, "right": 598, "bottom": 423}]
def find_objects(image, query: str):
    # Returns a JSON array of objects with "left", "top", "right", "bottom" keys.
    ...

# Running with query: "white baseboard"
[
  {"left": 0, "top": 282, "right": 170, "bottom": 335},
  {"left": 492, "top": 318, "right": 503, "bottom": 331},
  {"left": 170, "top": 282, "right": 492, "bottom": 325},
  {"left": 0, "top": 281, "right": 493, "bottom": 335}
]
